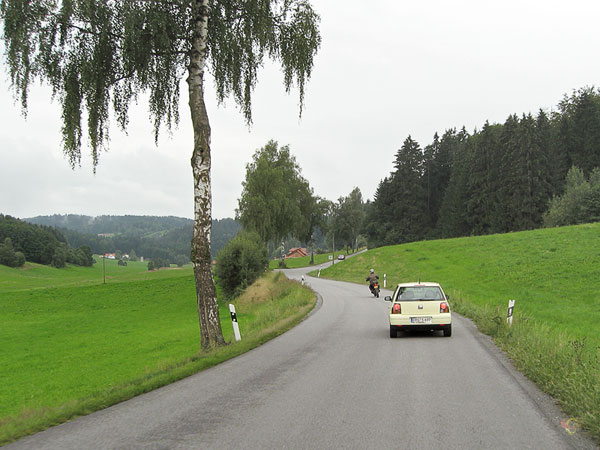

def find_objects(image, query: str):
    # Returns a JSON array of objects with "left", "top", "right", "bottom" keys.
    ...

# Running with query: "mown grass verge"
[
  {"left": 0, "top": 269, "right": 315, "bottom": 445},
  {"left": 312, "top": 223, "right": 600, "bottom": 442}
]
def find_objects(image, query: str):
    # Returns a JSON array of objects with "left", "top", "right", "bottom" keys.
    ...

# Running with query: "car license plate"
[{"left": 410, "top": 316, "right": 432, "bottom": 324}]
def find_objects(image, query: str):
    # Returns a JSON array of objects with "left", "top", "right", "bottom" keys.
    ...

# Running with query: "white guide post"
[
  {"left": 301, "top": 275, "right": 305, "bottom": 285},
  {"left": 384, "top": 274, "right": 387, "bottom": 288},
  {"left": 229, "top": 303, "right": 241, "bottom": 341},
  {"left": 507, "top": 299, "right": 515, "bottom": 326},
  {"left": 318, "top": 269, "right": 321, "bottom": 277}
]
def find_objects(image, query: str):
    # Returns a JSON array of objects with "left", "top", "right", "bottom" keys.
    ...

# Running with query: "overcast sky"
[{"left": 2, "top": 0, "right": 600, "bottom": 221}]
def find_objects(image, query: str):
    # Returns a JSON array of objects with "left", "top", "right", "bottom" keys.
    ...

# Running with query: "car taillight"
[
  {"left": 392, "top": 303, "right": 401, "bottom": 314},
  {"left": 440, "top": 302, "right": 449, "bottom": 313}
]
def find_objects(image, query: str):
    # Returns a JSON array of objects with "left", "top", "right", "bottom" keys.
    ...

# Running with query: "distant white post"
[
  {"left": 384, "top": 274, "right": 387, "bottom": 288},
  {"left": 229, "top": 304, "right": 241, "bottom": 341},
  {"left": 301, "top": 275, "right": 305, "bottom": 285},
  {"left": 507, "top": 299, "right": 515, "bottom": 326},
  {"left": 318, "top": 269, "right": 321, "bottom": 277}
]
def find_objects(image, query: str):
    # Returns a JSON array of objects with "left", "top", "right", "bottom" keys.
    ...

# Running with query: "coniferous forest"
[
  {"left": 364, "top": 87, "right": 600, "bottom": 247},
  {"left": 0, "top": 215, "right": 94, "bottom": 268}
]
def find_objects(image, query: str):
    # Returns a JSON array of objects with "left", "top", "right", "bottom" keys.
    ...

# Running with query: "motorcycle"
[{"left": 370, "top": 281, "right": 380, "bottom": 298}]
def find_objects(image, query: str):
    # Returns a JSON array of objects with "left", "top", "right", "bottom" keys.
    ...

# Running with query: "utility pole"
[
  {"left": 103, "top": 254, "right": 106, "bottom": 284},
  {"left": 332, "top": 231, "right": 335, "bottom": 265}
]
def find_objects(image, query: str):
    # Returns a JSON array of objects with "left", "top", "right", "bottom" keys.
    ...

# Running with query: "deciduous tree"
[
  {"left": 237, "top": 140, "right": 313, "bottom": 247},
  {"left": 1, "top": 0, "right": 320, "bottom": 349}
]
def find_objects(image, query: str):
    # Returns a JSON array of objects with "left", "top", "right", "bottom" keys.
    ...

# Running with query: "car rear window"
[{"left": 396, "top": 286, "right": 443, "bottom": 301}]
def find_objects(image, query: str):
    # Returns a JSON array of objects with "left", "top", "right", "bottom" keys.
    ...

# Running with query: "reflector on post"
[
  {"left": 229, "top": 303, "right": 241, "bottom": 341},
  {"left": 507, "top": 299, "right": 515, "bottom": 326}
]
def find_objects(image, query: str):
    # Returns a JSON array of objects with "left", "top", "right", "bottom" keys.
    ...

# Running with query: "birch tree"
[{"left": 1, "top": 0, "right": 320, "bottom": 349}]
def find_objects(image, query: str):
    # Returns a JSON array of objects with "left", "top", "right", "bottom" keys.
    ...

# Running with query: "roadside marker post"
[
  {"left": 301, "top": 275, "right": 305, "bottom": 285},
  {"left": 507, "top": 299, "right": 515, "bottom": 326},
  {"left": 229, "top": 304, "right": 241, "bottom": 341},
  {"left": 384, "top": 274, "right": 387, "bottom": 288},
  {"left": 318, "top": 269, "right": 321, "bottom": 277}
]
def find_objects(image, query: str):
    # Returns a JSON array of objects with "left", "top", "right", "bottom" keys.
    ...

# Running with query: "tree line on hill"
[
  {"left": 26, "top": 214, "right": 192, "bottom": 237},
  {"left": 0, "top": 214, "right": 242, "bottom": 269},
  {"left": 25, "top": 215, "right": 241, "bottom": 263},
  {"left": 0, "top": 215, "right": 94, "bottom": 268},
  {"left": 364, "top": 86, "right": 600, "bottom": 247}
]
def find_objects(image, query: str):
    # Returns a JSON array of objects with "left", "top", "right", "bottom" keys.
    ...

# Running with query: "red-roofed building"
[{"left": 286, "top": 247, "right": 308, "bottom": 258}]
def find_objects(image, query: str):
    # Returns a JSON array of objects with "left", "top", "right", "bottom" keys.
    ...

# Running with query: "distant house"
[
  {"left": 286, "top": 247, "right": 308, "bottom": 258},
  {"left": 104, "top": 253, "right": 116, "bottom": 260}
]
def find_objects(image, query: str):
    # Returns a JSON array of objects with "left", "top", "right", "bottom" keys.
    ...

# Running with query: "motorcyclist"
[{"left": 365, "top": 268, "right": 379, "bottom": 294}]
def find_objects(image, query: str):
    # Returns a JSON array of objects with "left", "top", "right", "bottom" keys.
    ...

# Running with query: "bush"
[
  {"left": 76, "top": 246, "right": 95, "bottom": 266},
  {"left": 148, "top": 258, "right": 170, "bottom": 271},
  {"left": 51, "top": 246, "right": 67, "bottom": 268},
  {"left": 544, "top": 166, "right": 600, "bottom": 227},
  {"left": 0, "top": 238, "right": 26, "bottom": 268},
  {"left": 13, "top": 251, "right": 26, "bottom": 267},
  {"left": 214, "top": 231, "right": 268, "bottom": 298},
  {"left": 174, "top": 254, "right": 188, "bottom": 267}
]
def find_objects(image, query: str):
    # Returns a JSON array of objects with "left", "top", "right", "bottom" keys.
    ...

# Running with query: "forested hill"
[
  {"left": 24, "top": 215, "right": 240, "bottom": 260},
  {"left": 364, "top": 86, "right": 600, "bottom": 247},
  {"left": 26, "top": 214, "right": 192, "bottom": 237},
  {"left": 0, "top": 215, "right": 94, "bottom": 268}
]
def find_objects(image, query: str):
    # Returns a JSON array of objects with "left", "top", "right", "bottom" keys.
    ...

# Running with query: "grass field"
[
  {"left": 313, "top": 223, "right": 600, "bottom": 441},
  {"left": 0, "top": 258, "right": 186, "bottom": 292},
  {"left": 0, "top": 260, "right": 315, "bottom": 444}
]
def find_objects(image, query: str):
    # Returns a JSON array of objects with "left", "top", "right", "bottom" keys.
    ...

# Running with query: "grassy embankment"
[
  {"left": 0, "top": 259, "right": 315, "bottom": 445},
  {"left": 313, "top": 223, "right": 600, "bottom": 442}
]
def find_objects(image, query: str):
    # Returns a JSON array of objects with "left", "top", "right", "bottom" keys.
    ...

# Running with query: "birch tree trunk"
[{"left": 188, "top": 0, "right": 226, "bottom": 349}]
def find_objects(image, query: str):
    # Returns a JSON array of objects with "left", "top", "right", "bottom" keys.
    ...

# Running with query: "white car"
[{"left": 385, "top": 282, "right": 452, "bottom": 338}]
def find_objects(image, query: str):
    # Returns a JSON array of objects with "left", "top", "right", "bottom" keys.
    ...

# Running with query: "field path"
[{"left": 6, "top": 264, "right": 596, "bottom": 449}]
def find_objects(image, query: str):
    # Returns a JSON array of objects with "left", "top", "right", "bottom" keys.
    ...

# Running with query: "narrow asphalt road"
[{"left": 6, "top": 264, "right": 597, "bottom": 449}]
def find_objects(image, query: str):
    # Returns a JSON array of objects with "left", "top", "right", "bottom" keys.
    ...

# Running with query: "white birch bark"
[{"left": 188, "top": 0, "right": 225, "bottom": 349}]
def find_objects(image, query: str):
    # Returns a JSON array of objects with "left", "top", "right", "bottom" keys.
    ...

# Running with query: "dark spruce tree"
[
  {"left": 436, "top": 127, "right": 471, "bottom": 238},
  {"left": 465, "top": 121, "right": 503, "bottom": 234},
  {"left": 537, "top": 109, "right": 566, "bottom": 197},
  {"left": 562, "top": 87, "right": 600, "bottom": 174},
  {"left": 422, "top": 131, "right": 454, "bottom": 233},
  {"left": 497, "top": 114, "right": 553, "bottom": 231},
  {"left": 383, "top": 136, "right": 429, "bottom": 243},
  {"left": 365, "top": 177, "right": 393, "bottom": 248}
]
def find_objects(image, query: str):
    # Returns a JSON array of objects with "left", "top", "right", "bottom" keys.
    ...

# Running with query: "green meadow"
[
  {"left": 0, "top": 258, "right": 185, "bottom": 292},
  {"left": 0, "top": 260, "right": 315, "bottom": 444},
  {"left": 314, "top": 223, "right": 600, "bottom": 441}
]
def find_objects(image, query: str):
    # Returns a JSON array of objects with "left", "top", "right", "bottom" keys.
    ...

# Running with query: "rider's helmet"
[{"left": 370, "top": 268, "right": 374, "bottom": 273}]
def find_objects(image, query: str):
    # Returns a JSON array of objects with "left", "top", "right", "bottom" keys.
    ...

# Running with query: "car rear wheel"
[
  {"left": 443, "top": 324, "right": 452, "bottom": 337},
  {"left": 390, "top": 326, "right": 397, "bottom": 338}
]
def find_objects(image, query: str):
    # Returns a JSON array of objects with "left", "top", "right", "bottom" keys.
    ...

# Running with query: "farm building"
[{"left": 286, "top": 247, "right": 308, "bottom": 258}]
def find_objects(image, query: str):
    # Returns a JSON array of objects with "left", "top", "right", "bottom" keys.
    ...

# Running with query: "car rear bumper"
[
  {"left": 389, "top": 323, "right": 451, "bottom": 332},
  {"left": 389, "top": 314, "right": 452, "bottom": 327}
]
